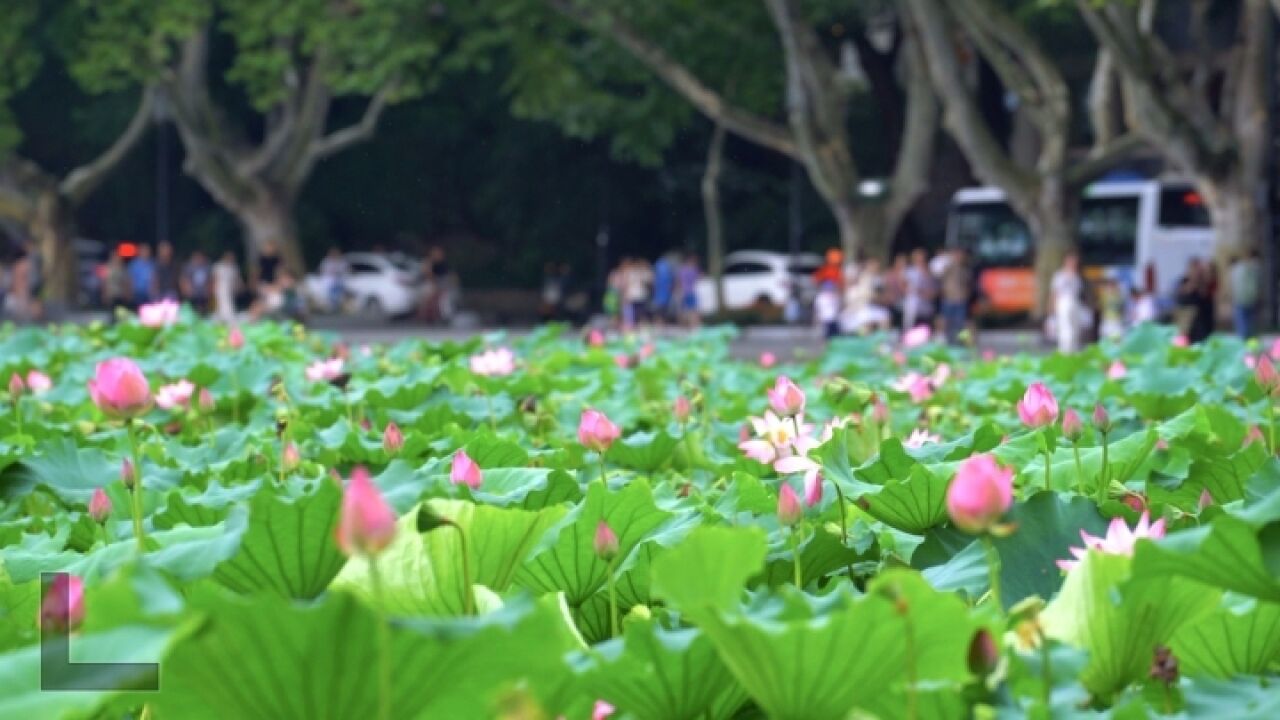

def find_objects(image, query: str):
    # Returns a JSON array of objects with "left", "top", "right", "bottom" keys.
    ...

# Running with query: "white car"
[
  {"left": 304, "top": 252, "right": 422, "bottom": 319},
  {"left": 695, "top": 250, "right": 822, "bottom": 314}
]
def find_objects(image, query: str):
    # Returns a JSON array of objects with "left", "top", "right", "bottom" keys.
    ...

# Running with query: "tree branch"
[
  {"left": 309, "top": 82, "right": 394, "bottom": 162},
  {"left": 1064, "top": 133, "right": 1146, "bottom": 187},
  {"left": 543, "top": 0, "right": 798, "bottom": 158},
  {"left": 59, "top": 86, "right": 157, "bottom": 206},
  {"left": 886, "top": 16, "right": 938, "bottom": 225}
]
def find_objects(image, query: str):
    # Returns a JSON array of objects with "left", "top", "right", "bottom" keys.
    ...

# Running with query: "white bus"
[{"left": 945, "top": 179, "right": 1215, "bottom": 315}]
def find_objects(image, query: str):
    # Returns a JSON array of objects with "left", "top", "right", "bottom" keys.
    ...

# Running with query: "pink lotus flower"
[
  {"left": 759, "top": 351, "right": 777, "bottom": 368},
  {"left": 88, "top": 358, "right": 152, "bottom": 418},
  {"left": 741, "top": 411, "right": 817, "bottom": 467},
  {"left": 1245, "top": 425, "right": 1265, "bottom": 447},
  {"left": 335, "top": 466, "right": 396, "bottom": 557},
  {"left": 892, "top": 372, "right": 934, "bottom": 404},
  {"left": 1056, "top": 512, "right": 1166, "bottom": 571},
  {"left": 579, "top": 409, "right": 621, "bottom": 453},
  {"left": 592, "top": 699, "right": 616, "bottom": 720},
  {"left": 88, "top": 488, "right": 112, "bottom": 523},
  {"left": 25, "top": 370, "right": 51, "bottom": 394},
  {"left": 673, "top": 396, "right": 691, "bottom": 423},
  {"left": 593, "top": 520, "right": 619, "bottom": 560},
  {"left": 227, "top": 326, "right": 244, "bottom": 350},
  {"left": 155, "top": 380, "right": 196, "bottom": 410},
  {"left": 137, "top": 299, "right": 180, "bottom": 328},
  {"left": 450, "top": 449, "right": 482, "bottom": 489},
  {"left": 8, "top": 373, "right": 23, "bottom": 398},
  {"left": 904, "top": 428, "right": 941, "bottom": 448},
  {"left": 282, "top": 442, "right": 301, "bottom": 471},
  {"left": 39, "top": 574, "right": 85, "bottom": 633},
  {"left": 1092, "top": 404, "right": 1112, "bottom": 433},
  {"left": 1121, "top": 493, "right": 1147, "bottom": 513},
  {"left": 871, "top": 398, "right": 890, "bottom": 425},
  {"left": 1172, "top": 334, "right": 1189, "bottom": 348},
  {"left": 587, "top": 329, "right": 605, "bottom": 347},
  {"left": 1061, "top": 408, "right": 1083, "bottom": 441},
  {"left": 767, "top": 376, "right": 806, "bottom": 416},
  {"left": 946, "top": 454, "right": 1014, "bottom": 534},
  {"left": 802, "top": 472, "right": 823, "bottom": 507},
  {"left": 383, "top": 422, "right": 404, "bottom": 454},
  {"left": 1256, "top": 355, "right": 1280, "bottom": 395},
  {"left": 981, "top": 349, "right": 996, "bottom": 362},
  {"left": 639, "top": 342, "right": 655, "bottom": 360},
  {"left": 902, "top": 325, "right": 931, "bottom": 348},
  {"left": 1271, "top": 338, "right": 1280, "bottom": 360},
  {"left": 1017, "top": 383, "right": 1059, "bottom": 428},
  {"left": 777, "top": 484, "right": 802, "bottom": 526},
  {"left": 305, "top": 358, "right": 345, "bottom": 383},
  {"left": 469, "top": 347, "right": 516, "bottom": 377},
  {"left": 931, "top": 363, "right": 952, "bottom": 388},
  {"left": 1246, "top": 356, "right": 1258, "bottom": 370},
  {"left": 613, "top": 354, "right": 631, "bottom": 369},
  {"left": 1107, "top": 360, "right": 1127, "bottom": 380},
  {"left": 121, "top": 458, "right": 136, "bottom": 489}
]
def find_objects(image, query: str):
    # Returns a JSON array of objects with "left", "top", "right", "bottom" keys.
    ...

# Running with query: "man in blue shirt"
[
  {"left": 128, "top": 244, "right": 156, "bottom": 307},
  {"left": 651, "top": 254, "right": 675, "bottom": 324}
]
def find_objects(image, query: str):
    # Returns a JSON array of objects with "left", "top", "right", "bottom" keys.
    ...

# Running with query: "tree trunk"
[
  {"left": 701, "top": 122, "right": 728, "bottom": 312},
  {"left": 32, "top": 189, "right": 76, "bottom": 309},
  {"left": 240, "top": 195, "right": 305, "bottom": 276},
  {"left": 1027, "top": 192, "right": 1077, "bottom": 318},
  {"left": 1202, "top": 179, "right": 1263, "bottom": 269}
]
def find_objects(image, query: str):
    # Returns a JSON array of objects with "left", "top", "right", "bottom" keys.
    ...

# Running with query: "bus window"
[
  {"left": 1077, "top": 196, "right": 1139, "bottom": 266},
  {"left": 951, "top": 202, "right": 1032, "bottom": 267},
  {"left": 1157, "top": 188, "right": 1212, "bottom": 227}
]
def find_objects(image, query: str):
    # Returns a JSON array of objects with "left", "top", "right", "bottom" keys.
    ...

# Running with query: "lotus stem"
[
  {"left": 1072, "top": 444, "right": 1085, "bottom": 496},
  {"left": 833, "top": 483, "right": 855, "bottom": 583},
  {"left": 790, "top": 528, "right": 803, "bottom": 589},
  {"left": 127, "top": 420, "right": 146, "bottom": 551},
  {"left": 451, "top": 522, "right": 475, "bottom": 617},
  {"left": 982, "top": 535, "right": 1002, "bottom": 610},
  {"left": 368, "top": 557, "right": 392, "bottom": 720},
  {"left": 1097, "top": 432, "right": 1110, "bottom": 504},
  {"left": 607, "top": 557, "right": 619, "bottom": 638},
  {"left": 1042, "top": 447, "right": 1052, "bottom": 492}
]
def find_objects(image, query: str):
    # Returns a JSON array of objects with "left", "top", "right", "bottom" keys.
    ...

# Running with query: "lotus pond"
[{"left": 2, "top": 315, "right": 1280, "bottom": 719}]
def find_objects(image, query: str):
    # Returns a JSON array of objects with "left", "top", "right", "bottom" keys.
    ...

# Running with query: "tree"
[
  {"left": 1074, "top": 0, "right": 1271, "bottom": 268},
  {"left": 905, "top": 0, "right": 1143, "bottom": 313},
  {"left": 72, "top": 0, "right": 445, "bottom": 272},
  {"left": 0, "top": 0, "right": 155, "bottom": 305},
  {"left": 535, "top": 0, "right": 938, "bottom": 261}
]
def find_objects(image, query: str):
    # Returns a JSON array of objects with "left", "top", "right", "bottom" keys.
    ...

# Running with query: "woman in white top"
[
  {"left": 212, "top": 250, "right": 243, "bottom": 324},
  {"left": 1050, "top": 252, "right": 1083, "bottom": 353}
]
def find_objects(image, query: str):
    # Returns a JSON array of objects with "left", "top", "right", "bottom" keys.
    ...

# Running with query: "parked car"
[
  {"left": 695, "top": 250, "right": 822, "bottom": 314},
  {"left": 303, "top": 252, "right": 421, "bottom": 319}
]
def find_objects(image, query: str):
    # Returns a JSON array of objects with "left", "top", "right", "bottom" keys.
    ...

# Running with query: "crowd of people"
[
  {"left": 0, "top": 240, "right": 44, "bottom": 321},
  {"left": 602, "top": 253, "right": 702, "bottom": 329}
]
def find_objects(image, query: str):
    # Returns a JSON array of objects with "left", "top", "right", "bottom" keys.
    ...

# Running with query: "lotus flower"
[
  {"left": 8, "top": 373, "right": 23, "bottom": 398},
  {"left": 470, "top": 347, "right": 516, "bottom": 377},
  {"left": 39, "top": 574, "right": 84, "bottom": 633},
  {"left": 1198, "top": 489, "right": 1214, "bottom": 510},
  {"left": 767, "top": 376, "right": 806, "bottom": 416},
  {"left": 639, "top": 343, "right": 655, "bottom": 360},
  {"left": 88, "top": 358, "right": 152, "bottom": 418},
  {"left": 740, "top": 411, "right": 816, "bottom": 467},
  {"left": 593, "top": 520, "right": 619, "bottom": 560},
  {"left": 1271, "top": 338, "right": 1280, "bottom": 360},
  {"left": 1017, "top": 383, "right": 1059, "bottom": 428},
  {"left": 870, "top": 397, "right": 890, "bottom": 425},
  {"left": 1061, "top": 408, "right": 1083, "bottom": 441},
  {"left": 802, "top": 472, "right": 823, "bottom": 507},
  {"left": 137, "top": 299, "right": 180, "bottom": 327},
  {"left": 1256, "top": 355, "right": 1279, "bottom": 395},
  {"left": 88, "top": 488, "right": 112, "bottom": 522},
  {"left": 1172, "top": 334, "right": 1189, "bottom": 348},
  {"left": 673, "top": 396, "right": 691, "bottom": 422},
  {"left": 121, "top": 458, "right": 136, "bottom": 489},
  {"left": 1107, "top": 360, "right": 1127, "bottom": 380},
  {"left": 777, "top": 484, "right": 802, "bottom": 526},
  {"left": 335, "top": 466, "right": 397, "bottom": 557},
  {"left": 759, "top": 351, "right": 777, "bottom": 368},
  {"left": 1092, "top": 404, "right": 1112, "bottom": 433},
  {"left": 155, "top": 380, "right": 196, "bottom": 410},
  {"left": 579, "top": 409, "right": 621, "bottom": 452},
  {"left": 383, "top": 422, "right": 404, "bottom": 454},
  {"left": 592, "top": 700, "right": 616, "bottom": 720},
  {"left": 946, "top": 454, "right": 1014, "bottom": 534},
  {"left": 892, "top": 372, "right": 934, "bottom": 404},
  {"left": 24, "top": 370, "right": 51, "bottom": 394},
  {"left": 305, "top": 357, "right": 345, "bottom": 383},
  {"left": 904, "top": 428, "right": 941, "bottom": 448},
  {"left": 450, "top": 449, "right": 482, "bottom": 489},
  {"left": 1245, "top": 425, "right": 1265, "bottom": 447},
  {"left": 902, "top": 325, "right": 931, "bottom": 348},
  {"left": 931, "top": 363, "right": 952, "bottom": 388},
  {"left": 282, "top": 442, "right": 301, "bottom": 471},
  {"left": 613, "top": 354, "right": 631, "bottom": 369},
  {"left": 1056, "top": 512, "right": 1166, "bottom": 571},
  {"left": 197, "top": 388, "right": 215, "bottom": 413},
  {"left": 587, "top": 329, "right": 605, "bottom": 347},
  {"left": 981, "top": 349, "right": 996, "bottom": 362},
  {"left": 228, "top": 326, "right": 245, "bottom": 350}
]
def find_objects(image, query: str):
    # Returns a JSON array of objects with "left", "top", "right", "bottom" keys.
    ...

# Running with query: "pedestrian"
[
  {"left": 677, "top": 254, "right": 701, "bottom": 328},
  {"left": 128, "top": 244, "right": 156, "bottom": 307},
  {"left": 103, "top": 251, "right": 130, "bottom": 315},
  {"left": 1050, "top": 252, "right": 1084, "bottom": 353},
  {"left": 939, "top": 247, "right": 972, "bottom": 344},
  {"left": 812, "top": 248, "right": 844, "bottom": 288},
  {"left": 902, "top": 248, "right": 936, "bottom": 332},
  {"left": 212, "top": 250, "right": 242, "bottom": 324},
  {"left": 540, "top": 262, "right": 564, "bottom": 322},
  {"left": 418, "top": 246, "right": 453, "bottom": 323},
  {"left": 814, "top": 280, "right": 841, "bottom": 339},
  {"left": 841, "top": 257, "right": 891, "bottom": 334},
  {"left": 1176, "top": 258, "right": 1215, "bottom": 343},
  {"left": 622, "top": 258, "right": 652, "bottom": 329},
  {"left": 319, "top": 247, "right": 349, "bottom": 313},
  {"left": 884, "top": 254, "right": 908, "bottom": 328},
  {"left": 1230, "top": 249, "right": 1261, "bottom": 338},
  {"left": 180, "top": 250, "right": 213, "bottom": 314},
  {"left": 155, "top": 241, "right": 181, "bottom": 301},
  {"left": 651, "top": 253, "right": 676, "bottom": 325}
]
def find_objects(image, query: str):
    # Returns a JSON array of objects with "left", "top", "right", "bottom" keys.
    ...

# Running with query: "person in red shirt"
[{"left": 813, "top": 248, "right": 844, "bottom": 287}]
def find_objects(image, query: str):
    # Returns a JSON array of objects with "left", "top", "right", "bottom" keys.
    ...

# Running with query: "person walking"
[
  {"left": 128, "top": 244, "right": 156, "bottom": 308},
  {"left": 1049, "top": 252, "right": 1084, "bottom": 353},
  {"left": 677, "top": 254, "right": 701, "bottom": 328},
  {"left": 319, "top": 247, "right": 349, "bottom": 313},
  {"left": 212, "top": 250, "right": 242, "bottom": 323},
  {"left": 940, "top": 247, "right": 972, "bottom": 344},
  {"left": 155, "top": 242, "right": 181, "bottom": 300},
  {"left": 1176, "top": 258, "right": 1215, "bottom": 343},
  {"left": 651, "top": 253, "right": 676, "bottom": 325},
  {"left": 180, "top": 250, "right": 213, "bottom": 314},
  {"left": 103, "top": 252, "right": 130, "bottom": 314},
  {"left": 902, "top": 248, "right": 935, "bottom": 332},
  {"left": 1230, "top": 249, "right": 1261, "bottom": 338}
]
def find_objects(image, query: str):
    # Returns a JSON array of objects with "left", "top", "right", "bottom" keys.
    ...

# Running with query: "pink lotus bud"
[
  {"left": 946, "top": 454, "right": 1013, "bottom": 534},
  {"left": 592, "top": 700, "right": 616, "bottom": 720},
  {"left": 24, "top": 370, "right": 51, "bottom": 394},
  {"left": 1172, "top": 334, "right": 1189, "bottom": 348},
  {"left": 39, "top": 574, "right": 84, "bottom": 633},
  {"left": 614, "top": 354, "right": 631, "bottom": 369},
  {"left": 587, "top": 329, "right": 605, "bottom": 347},
  {"left": 767, "top": 376, "right": 806, "bottom": 416},
  {"left": 335, "top": 466, "right": 397, "bottom": 557},
  {"left": 1061, "top": 408, "right": 1083, "bottom": 442},
  {"left": 639, "top": 343, "right": 655, "bottom": 360},
  {"left": 450, "top": 449, "right": 482, "bottom": 489},
  {"left": 673, "top": 396, "right": 691, "bottom": 422},
  {"left": 382, "top": 422, "right": 404, "bottom": 454},
  {"left": 1198, "top": 489, "right": 1214, "bottom": 510},
  {"left": 1245, "top": 425, "right": 1265, "bottom": 447},
  {"left": 578, "top": 409, "right": 621, "bottom": 452},
  {"left": 88, "top": 488, "right": 112, "bottom": 522},
  {"left": 777, "top": 484, "right": 803, "bottom": 526},
  {"left": 759, "top": 351, "right": 777, "bottom": 368},
  {"left": 967, "top": 629, "right": 1000, "bottom": 676},
  {"left": 1017, "top": 383, "right": 1059, "bottom": 428},
  {"left": 981, "top": 349, "right": 996, "bottom": 362},
  {"left": 228, "top": 326, "right": 245, "bottom": 350},
  {"left": 121, "top": 458, "right": 136, "bottom": 490},
  {"left": 902, "top": 325, "right": 931, "bottom": 348},
  {"left": 594, "top": 520, "right": 619, "bottom": 560},
  {"left": 197, "top": 388, "right": 215, "bottom": 413},
  {"left": 803, "top": 472, "right": 823, "bottom": 507},
  {"left": 1107, "top": 360, "right": 1127, "bottom": 380},
  {"left": 87, "top": 358, "right": 152, "bottom": 418},
  {"left": 359, "top": 417, "right": 372, "bottom": 432},
  {"left": 8, "top": 373, "right": 24, "bottom": 398},
  {"left": 1092, "top": 404, "right": 1112, "bottom": 433},
  {"left": 871, "top": 397, "right": 890, "bottom": 425},
  {"left": 282, "top": 442, "right": 301, "bottom": 470},
  {"left": 1256, "top": 355, "right": 1280, "bottom": 396},
  {"left": 1122, "top": 493, "right": 1147, "bottom": 513}
]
